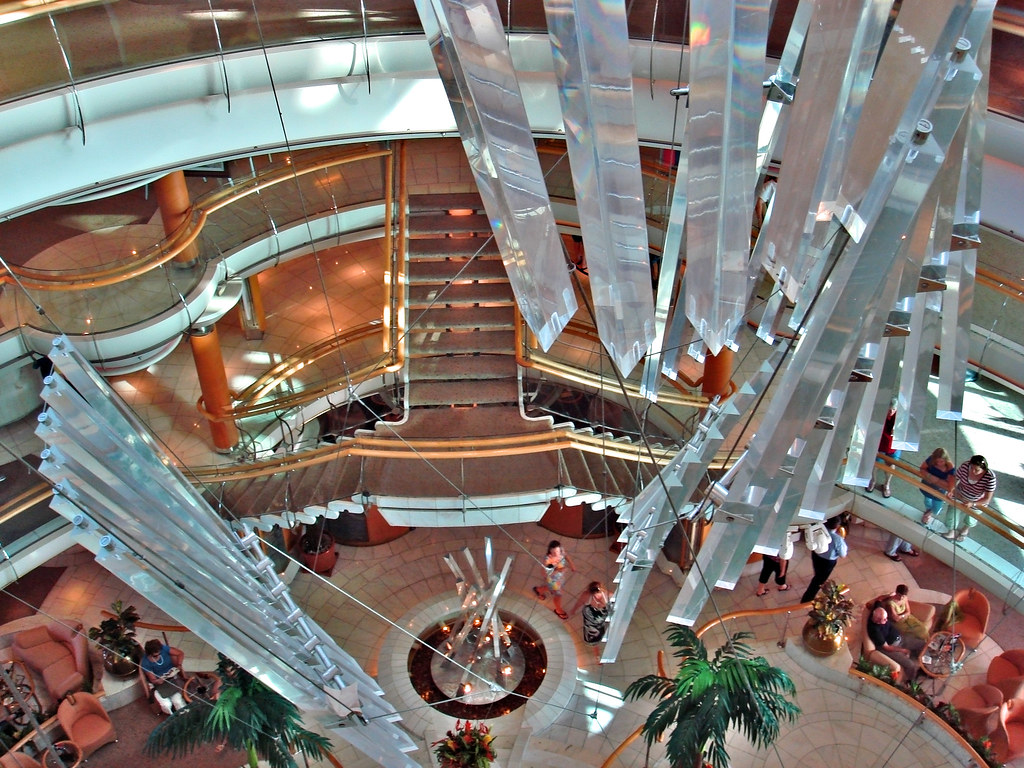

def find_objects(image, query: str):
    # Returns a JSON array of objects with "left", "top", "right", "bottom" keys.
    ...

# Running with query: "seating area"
[
  {"left": 10, "top": 622, "right": 89, "bottom": 704},
  {"left": 858, "top": 588, "right": 1024, "bottom": 764}
]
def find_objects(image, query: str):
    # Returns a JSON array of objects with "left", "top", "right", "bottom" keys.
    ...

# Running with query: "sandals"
[
  {"left": 755, "top": 589, "right": 768, "bottom": 597},
  {"left": 778, "top": 584, "right": 791, "bottom": 592},
  {"left": 554, "top": 609, "right": 568, "bottom": 620},
  {"left": 533, "top": 587, "right": 547, "bottom": 600}
]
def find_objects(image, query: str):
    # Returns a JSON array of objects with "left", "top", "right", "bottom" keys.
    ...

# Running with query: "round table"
[
  {"left": 43, "top": 740, "right": 82, "bottom": 768},
  {"left": 919, "top": 631, "right": 967, "bottom": 678},
  {"left": 183, "top": 671, "right": 221, "bottom": 704}
]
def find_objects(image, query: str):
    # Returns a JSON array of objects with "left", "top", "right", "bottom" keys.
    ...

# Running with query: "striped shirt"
[{"left": 953, "top": 462, "right": 997, "bottom": 503}]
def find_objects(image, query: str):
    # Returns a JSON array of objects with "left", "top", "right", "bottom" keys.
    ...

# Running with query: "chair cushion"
[
  {"left": 42, "top": 656, "right": 84, "bottom": 700},
  {"left": 12, "top": 625, "right": 68, "bottom": 669}
]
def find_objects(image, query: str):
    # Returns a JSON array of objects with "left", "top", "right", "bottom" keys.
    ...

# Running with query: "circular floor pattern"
[{"left": 407, "top": 610, "right": 547, "bottom": 719}]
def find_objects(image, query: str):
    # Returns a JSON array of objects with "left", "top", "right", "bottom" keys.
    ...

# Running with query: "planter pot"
[
  {"left": 300, "top": 531, "right": 338, "bottom": 573},
  {"left": 102, "top": 642, "right": 142, "bottom": 678},
  {"left": 801, "top": 620, "right": 846, "bottom": 656}
]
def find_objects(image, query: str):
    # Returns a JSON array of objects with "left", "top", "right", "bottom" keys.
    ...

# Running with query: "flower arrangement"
[
  {"left": 806, "top": 579, "right": 855, "bottom": 640},
  {"left": 431, "top": 720, "right": 496, "bottom": 768},
  {"left": 855, "top": 657, "right": 1005, "bottom": 768}
]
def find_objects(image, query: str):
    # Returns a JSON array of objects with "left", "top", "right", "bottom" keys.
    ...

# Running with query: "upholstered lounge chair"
[
  {"left": 988, "top": 650, "right": 1024, "bottom": 700},
  {"left": 946, "top": 588, "right": 990, "bottom": 649},
  {"left": 0, "top": 752, "right": 43, "bottom": 768},
  {"left": 991, "top": 699, "right": 1024, "bottom": 763},
  {"left": 11, "top": 621, "right": 89, "bottom": 702},
  {"left": 56, "top": 691, "right": 117, "bottom": 758},
  {"left": 950, "top": 683, "right": 1004, "bottom": 739}
]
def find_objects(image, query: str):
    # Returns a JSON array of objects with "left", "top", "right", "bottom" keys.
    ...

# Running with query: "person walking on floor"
[
  {"left": 572, "top": 580, "right": 612, "bottom": 662},
  {"left": 756, "top": 532, "right": 793, "bottom": 596},
  {"left": 942, "top": 454, "right": 996, "bottom": 542},
  {"left": 800, "top": 516, "right": 848, "bottom": 603},
  {"left": 532, "top": 540, "right": 576, "bottom": 619}
]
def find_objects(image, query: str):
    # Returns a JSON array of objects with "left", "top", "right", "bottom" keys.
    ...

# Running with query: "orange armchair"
[
  {"left": 988, "top": 650, "right": 1024, "bottom": 700},
  {"left": 949, "top": 588, "right": 990, "bottom": 649},
  {"left": 56, "top": 691, "right": 117, "bottom": 758},
  {"left": 950, "top": 684, "right": 1003, "bottom": 740},
  {"left": 991, "top": 698, "right": 1024, "bottom": 763},
  {"left": 0, "top": 753, "right": 43, "bottom": 768},
  {"left": 11, "top": 621, "right": 89, "bottom": 701}
]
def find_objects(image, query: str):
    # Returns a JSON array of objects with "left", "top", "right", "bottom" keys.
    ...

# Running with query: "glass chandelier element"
[
  {"left": 544, "top": 0, "right": 656, "bottom": 375},
  {"left": 412, "top": 0, "right": 577, "bottom": 351},
  {"left": 438, "top": 538, "right": 516, "bottom": 703},
  {"left": 683, "top": 0, "right": 770, "bottom": 356},
  {"left": 600, "top": 353, "right": 782, "bottom": 659},
  {"left": 35, "top": 336, "right": 418, "bottom": 768},
  {"left": 752, "top": 0, "right": 891, "bottom": 304}
]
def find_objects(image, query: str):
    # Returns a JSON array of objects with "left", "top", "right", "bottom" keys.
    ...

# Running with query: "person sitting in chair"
[
  {"left": 140, "top": 639, "right": 187, "bottom": 715},
  {"left": 867, "top": 603, "right": 924, "bottom": 681}
]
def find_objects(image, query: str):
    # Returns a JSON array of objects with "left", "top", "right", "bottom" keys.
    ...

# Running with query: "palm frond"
[{"left": 629, "top": 627, "right": 800, "bottom": 768}]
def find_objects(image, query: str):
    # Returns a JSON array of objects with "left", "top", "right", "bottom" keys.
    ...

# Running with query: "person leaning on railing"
[{"left": 940, "top": 455, "right": 997, "bottom": 543}]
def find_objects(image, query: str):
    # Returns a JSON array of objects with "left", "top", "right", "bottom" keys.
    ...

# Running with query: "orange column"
[
  {"left": 188, "top": 325, "right": 239, "bottom": 452},
  {"left": 701, "top": 347, "right": 734, "bottom": 401},
  {"left": 151, "top": 171, "right": 199, "bottom": 265}
]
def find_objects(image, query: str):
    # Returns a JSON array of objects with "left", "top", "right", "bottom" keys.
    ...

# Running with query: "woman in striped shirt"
[{"left": 942, "top": 454, "right": 997, "bottom": 542}]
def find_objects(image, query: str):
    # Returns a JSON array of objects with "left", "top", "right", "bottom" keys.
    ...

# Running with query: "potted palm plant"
[
  {"left": 625, "top": 626, "right": 800, "bottom": 768},
  {"left": 144, "top": 653, "right": 331, "bottom": 768},
  {"left": 802, "top": 579, "right": 855, "bottom": 656},
  {"left": 87, "top": 600, "right": 142, "bottom": 677}
]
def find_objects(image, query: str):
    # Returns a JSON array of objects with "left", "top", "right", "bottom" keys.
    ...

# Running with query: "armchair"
[
  {"left": 987, "top": 650, "right": 1024, "bottom": 700},
  {"left": 11, "top": 622, "right": 89, "bottom": 701},
  {"left": 0, "top": 753, "right": 43, "bottom": 768},
  {"left": 56, "top": 692, "right": 117, "bottom": 758},
  {"left": 991, "top": 698, "right": 1024, "bottom": 763},
  {"left": 950, "top": 683, "right": 1003, "bottom": 740},
  {"left": 945, "top": 588, "right": 990, "bottom": 649}
]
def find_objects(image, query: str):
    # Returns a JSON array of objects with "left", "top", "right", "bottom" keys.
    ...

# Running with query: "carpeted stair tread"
[
  {"left": 408, "top": 379, "right": 519, "bottom": 407},
  {"left": 405, "top": 330, "right": 516, "bottom": 356},
  {"left": 366, "top": 405, "right": 553, "bottom": 438},
  {"left": 410, "top": 305, "right": 515, "bottom": 330},
  {"left": 408, "top": 212, "right": 491, "bottom": 235},
  {"left": 408, "top": 355, "right": 518, "bottom": 381},
  {"left": 407, "top": 259, "right": 508, "bottom": 283},
  {"left": 407, "top": 193, "right": 485, "bottom": 212},
  {"left": 407, "top": 237, "right": 501, "bottom": 259},
  {"left": 407, "top": 282, "right": 515, "bottom": 307},
  {"left": 365, "top": 451, "right": 559, "bottom": 498}
]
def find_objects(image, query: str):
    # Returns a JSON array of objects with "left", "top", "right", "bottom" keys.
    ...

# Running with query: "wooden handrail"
[
  {"left": 100, "top": 609, "right": 187, "bottom": 633},
  {"left": 870, "top": 453, "right": 1024, "bottom": 546},
  {"left": 849, "top": 669, "right": 990, "bottom": 767}
]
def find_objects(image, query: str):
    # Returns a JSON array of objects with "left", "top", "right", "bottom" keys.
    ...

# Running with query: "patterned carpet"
[{"left": 99, "top": 697, "right": 249, "bottom": 768}]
